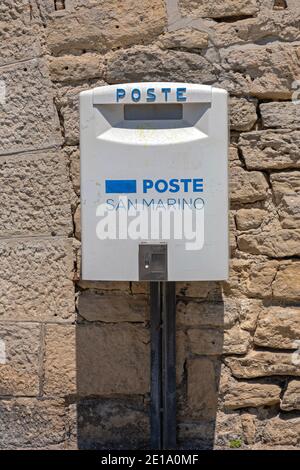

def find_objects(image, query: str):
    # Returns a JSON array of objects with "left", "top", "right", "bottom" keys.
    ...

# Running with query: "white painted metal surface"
[{"left": 80, "top": 83, "right": 228, "bottom": 281}]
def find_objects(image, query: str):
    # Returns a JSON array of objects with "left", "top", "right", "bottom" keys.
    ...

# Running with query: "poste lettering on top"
[{"left": 116, "top": 86, "right": 187, "bottom": 103}]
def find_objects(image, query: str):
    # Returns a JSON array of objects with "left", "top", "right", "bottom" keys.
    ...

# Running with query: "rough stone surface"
[
  {"left": 187, "top": 329, "right": 224, "bottom": 356},
  {"left": 176, "top": 281, "right": 216, "bottom": 299},
  {"left": 238, "top": 228, "right": 300, "bottom": 257},
  {"left": 0, "top": 59, "right": 61, "bottom": 155},
  {"left": 220, "top": 44, "right": 300, "bottom": 99},
  {"left": 65, "top": 146, "right": 80, "bottom": 196},
  {"left": 55, "top": 83, "right": 104, "bottom": 146},
  {"left": 47, "top": 0, "right": 166, "bottom": 55},
  {"left": 76, "top": 324, "right": 149, "bottom": 396},
  {"left": 236, "top": 209, "right": 266, "bottom": 231},
  {"left": 187, "top": 358, "right": 218, "bottom": 419},
  {"left": 281, "top": 380, "right": 300, "bottom": 411},
  {"left": 176, "top": 331, "right": 187, "bottom": 385},
  {"left": 272, "top": 262, "right": 300, "bottom": 301},
  {"left": 78, "top": 291, "right": 147, "bottom": 322},
  {"left": 106, "top": 46, "right": 218, "bottom": 84},
  {"left": 3, "top": 0, "right": 300, "bottom": 451},
  {"left": 226, "top": 351, "right": 300, "bottom": 378},
  {"left": 254, "top": 306, "right": 300, "bottom": 349},
  {"left": 212, "top": 9, "right": 300, "bottom": 47},
  {"left": 74, "top": 204, "right": 81, "bottom": 240},
  {"left": 246, "top": 260, "right": 279, "bottom": 299},
  {"left": 49, "top": 54, "right": 104, "bottom": 82},
  {"left": 270, "top": 172, "right": 300, "bottom": 228},
  {"left": 239, "top": 130, "right": 300, "bottom": 170},
  {"left": 188, "top": 326, "right": 250, "bottom": 355},
  {"left": 260, "top": 102, "right": 300, "bottom": 129},
  {"left": 0, "top": 2, "right": 44, "bottom": 66},
  {"left": 179, "top": 0, "right": 259, "bottom": 18},
  {"left": 44, "top": 323, "right": 150, "bottom": 397},
  {"left": 76, "top": 398, "right": 149, "bottom": 450},
  {"left": 223, "top": 381, "right": 281, "bottom": 409},
  {"left": 271, "top": 171, "right": 300, "bottom": 203},
  {"left": 0, "top": 398, "right": 69, "bottom": 449},
  {"left": 214, "top": 411, "right": 243, "bottom": 448},
  {"left": 0, "top": 323, "right": 40, "bottom": 396},
  {"left": 0, "top": 238, "right": 75, "bottom": 322},
  {"left": 177, "top": 302, "right": 228, "bottom": 328},
  {"left": 230, "top": 97, "right": 257, "bottom": 132},
  {"left": 0, "top": 151, "right": 72, "bottom": 237},
  {"left": 263, "top": 416, "right": 300, "bottom": 446},
  {"left": 230, "top": 167, "right": 268, "bottom": 204},
  {"left": 223, "top": 325, "right": 252, "bottom": 355},
  {"left": 157, "top": 28, "right": 209, "bottom": 50},
  {"left": 44, "top": 325, "right": 76, "bottom": 397}
]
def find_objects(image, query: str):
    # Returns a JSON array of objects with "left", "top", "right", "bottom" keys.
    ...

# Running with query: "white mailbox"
[{"left": 80, "top": 82, "right": 228, "bottom": 281}]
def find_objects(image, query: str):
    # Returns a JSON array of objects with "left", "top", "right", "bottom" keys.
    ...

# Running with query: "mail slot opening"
[{"left": 124, "top": 103, "right": 183, "bottom": 121}]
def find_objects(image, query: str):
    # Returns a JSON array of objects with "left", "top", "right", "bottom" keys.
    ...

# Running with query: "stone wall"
[{"left": 1, "top": 0, "right": 300, "bottom": 449}]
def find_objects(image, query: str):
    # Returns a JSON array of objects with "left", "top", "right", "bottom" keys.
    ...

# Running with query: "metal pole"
[
  {"left": 161, "top": 281, "right": 177, "bottom": 450},
  {"left": 150, "top": 282, "right": 162, "bottom": 449},
  {"left": 150, "top": 281, "right": 177, "bottom": 450}
]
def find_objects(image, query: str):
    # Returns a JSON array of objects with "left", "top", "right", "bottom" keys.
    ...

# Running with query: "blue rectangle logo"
[{"left": 105, "top": 179, "right": 137, "bottom": 194}]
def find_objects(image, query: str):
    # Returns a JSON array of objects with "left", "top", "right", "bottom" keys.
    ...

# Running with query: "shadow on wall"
[{"left": 75, "top": 282, "right": 224, "bottom": 450}]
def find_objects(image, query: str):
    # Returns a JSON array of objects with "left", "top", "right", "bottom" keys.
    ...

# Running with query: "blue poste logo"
[{"left": 105, "top": 179, "right": 203, "bottom": 194}]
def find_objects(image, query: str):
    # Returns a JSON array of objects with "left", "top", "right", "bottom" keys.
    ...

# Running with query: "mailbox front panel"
[{"left": 80, "top": 83, "right": 228, "bottom": 281}]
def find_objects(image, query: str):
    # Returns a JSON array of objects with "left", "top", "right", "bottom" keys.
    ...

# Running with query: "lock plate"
[{"left": 139, "top": 244, "right": 168, "bottom": 281}]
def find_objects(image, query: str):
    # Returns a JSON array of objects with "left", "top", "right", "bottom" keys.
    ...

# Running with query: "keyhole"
[{"left": 145, "top": 255, "right": 151, "bottom": 269}]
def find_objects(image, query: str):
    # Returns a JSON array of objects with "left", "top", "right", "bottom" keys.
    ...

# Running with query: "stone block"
[{"left": 0, "top": 59, "right": 61, "bottom": 155}]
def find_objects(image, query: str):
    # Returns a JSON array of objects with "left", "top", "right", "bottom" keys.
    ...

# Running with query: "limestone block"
[
  {"left": 254, "top": 306, "right": 300, "bottom": 349},
  {"left": 272, "top": 262, "right": 300, "bottom": 301},
  {"left": 177, "top": 302, "right": 229, "bottom": 328},
  {"left": 44, "top": 325, "right": 76, "bottom": 396},
  {"left": 0, "top": 323, "right": 40, "bottom": 396},
  {"left": 246, "top": 260, "right": 278, "bottom": 298},
  {"left": 220, "top": 44, "right": 300, "bottom": 99},
  {"left": 76, "top": 398, "right": 149, "bottom": 450},
  {"left": 0, "top": 59, "right": 61, "bottom": 155},
  {"left": 238, "top": 228, "right": 300, "bottom": 257},
  {"left": 260, "top": 102, "right": 300, "bottom": 129},
  {"left": 65, "top": 146, "right": 80, "bottom": 196},
  {"left": 0, "top": 238, "right": 75, "bottom": 322},
  {"left": 236, "top": 209, "right": 267, "bottom": 231},
  {"left": 0, "top": 0, "right": 44, "bottom": 66},
  {"left": 281, "top": 380, "right": 300, "bottom": 411},
  {"left": 230, "top": 167, "right": 268, "bottom": 204},
  {"left": 78, "top": 291, "right": 147, "bottom": 322},
  {"left": 74, "top": 204, "right": 81, "bottom": 240},
  {"left": 157, "top": 28, "right": 209, "bottom": 50},
  {"left": 230, "top": 97, "right": 257, "bottom": 132},
  {"left": 44, "top": 323, "right": 150, "bottom": 396},
  {"left": 187, "top": 358, "right": 218, "bottom": 419},
  {"left": 212, "top": 9, "right": 300, "bottom": 47},
  {"left": 106, "top": 46, "right": 218, "bottom": 84},
  {"left": 226, "top": 351, "right": 300, "bottom": 378},
  {"left": 47, "top": 0, "right": 166, "bottom": 55},
  {"left": 0, "top": 151, "right": 72, "bottom": 237},
  {"left": 0, "top": 398, "right": 68, "bottom": 449},
  {"left": 179, "top": 0, "right": 259, "bottom": 18},
  {"left": 187, "top": 326, "right": 250, "bottom": 355},
  {"left": 49, "top": 54, "right": 104, "bottom": 82},
  {"left": 263, "top": 416, "right": 300, "bottom": 446},
  {"left": 239, "top": 130, "right": 300, "bottom": 170},
  {"left": 270, "top": 172, "right": 300, "bottom": 228},
  {"left": 223, "top": 381, "right": 281, "bottom": 409}
]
